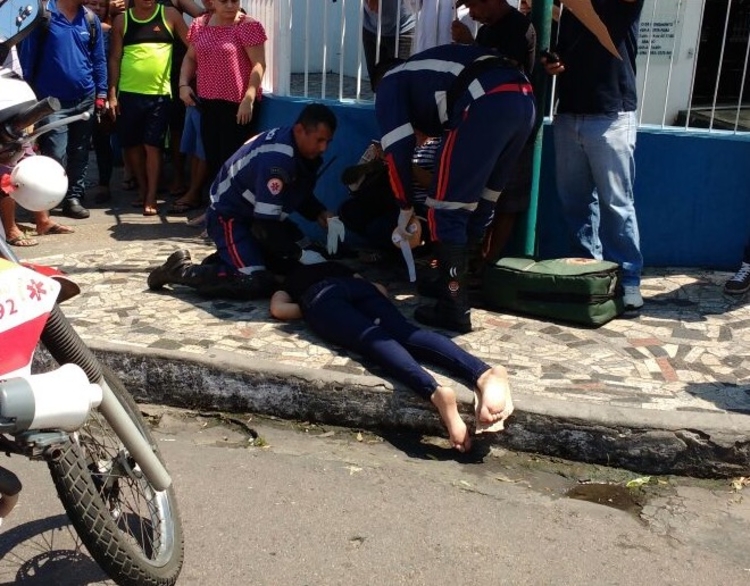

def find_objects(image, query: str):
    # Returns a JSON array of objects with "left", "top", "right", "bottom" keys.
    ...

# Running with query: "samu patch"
[
  {"left": 267, "top": 166, "right": 291, "bottom": 196},
  {"left": 267, "top": 177, "right": 284, "bottom": 196}
]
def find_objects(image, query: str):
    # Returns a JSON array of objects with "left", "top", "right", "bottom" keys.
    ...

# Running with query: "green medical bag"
[{"left": 481, "top": 257, "right": 625, "bottom": 326}]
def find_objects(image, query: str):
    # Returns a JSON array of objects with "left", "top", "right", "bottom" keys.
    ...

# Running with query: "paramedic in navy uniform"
[
  {"left": 147, "top": 103, "right": 346, "bottom": 300},
  {"left": 374, "top": 44, "right": 536, "bottom": 333}
]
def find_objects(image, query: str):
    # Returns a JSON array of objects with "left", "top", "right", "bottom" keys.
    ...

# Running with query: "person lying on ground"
[{"left": 269, "top": 260, "right": 514, "bottom": 452}]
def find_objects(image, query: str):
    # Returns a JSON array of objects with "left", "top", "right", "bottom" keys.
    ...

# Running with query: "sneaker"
[
  {"left": 622, "top": 285, "right": 644, "bottom": 310},
  {"left": 724, "top": 261, "right": 750, "bottom": 295}
]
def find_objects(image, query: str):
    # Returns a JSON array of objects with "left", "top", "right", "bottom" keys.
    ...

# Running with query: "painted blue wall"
[{"left": 258, "top": 95, "right": 750, "bottom": 270}]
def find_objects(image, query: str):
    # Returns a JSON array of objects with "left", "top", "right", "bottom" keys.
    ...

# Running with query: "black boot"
[
  {"left": 414, "top": 244, "right": 472, "bottom": 333},
  {"left": 416, "top": 256, "right": 441, "bottom": 298},
  {"left": 147, "top": 250, "right": 193, "bottom": 290}
]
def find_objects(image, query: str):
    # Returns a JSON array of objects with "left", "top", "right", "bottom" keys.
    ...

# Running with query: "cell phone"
[{"left": 541, "top": 49, "right": 560, "bottom": 64}]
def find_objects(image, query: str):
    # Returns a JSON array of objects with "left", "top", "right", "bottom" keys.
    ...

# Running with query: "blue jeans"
[
  {"left": 553, "top": 111, "right": 643, "bottom": 286},
  {"left": 300, "top": 277, "right": 490, "bottom": 399},
  {"left": 37, "top": 95, "right": 95, "bottom": 203}
]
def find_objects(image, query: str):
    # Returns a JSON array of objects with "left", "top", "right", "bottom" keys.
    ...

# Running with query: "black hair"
[
  {"left": 295, "top": 103, "right": 337, "bottom": 134},
  {"left": 371, "top": 57, "right": 405, "bottom": 92}
]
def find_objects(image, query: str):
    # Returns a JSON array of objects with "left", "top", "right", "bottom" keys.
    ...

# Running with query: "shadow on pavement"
[
  {"left": 380, "top": 429, "right": 491, "bottom": 464},
  {"left": 0, "top": 515, "right": 111, "bottom": 585}
]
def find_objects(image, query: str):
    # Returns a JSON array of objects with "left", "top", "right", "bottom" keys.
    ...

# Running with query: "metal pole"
[{"left": 523, "top": 0, "right": 554, "bottom": 257}]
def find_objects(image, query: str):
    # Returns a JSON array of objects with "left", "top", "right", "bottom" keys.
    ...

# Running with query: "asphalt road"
[{"left": 0, "top": 405, "right": 748, "bottom": 586}]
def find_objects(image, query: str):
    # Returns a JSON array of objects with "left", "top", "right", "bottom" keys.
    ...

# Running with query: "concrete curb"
[{"left": 81, "top": 339, "right": 750, "bottom": 479}]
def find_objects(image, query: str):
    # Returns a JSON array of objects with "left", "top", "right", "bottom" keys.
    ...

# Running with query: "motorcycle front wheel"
[{"left": 47, "top": 364, "right": 184, "bottom": 586}]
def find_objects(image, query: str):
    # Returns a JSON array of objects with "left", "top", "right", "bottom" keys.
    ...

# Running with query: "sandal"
[
  {"left": 143, "top": 205, "right": 159, "bottom": 216},
  {"left": 6, "top": 235, "right": 38, "bottom": 247},
  {"left": 37, "top": 223, "right": 75, "bottom": 236}
]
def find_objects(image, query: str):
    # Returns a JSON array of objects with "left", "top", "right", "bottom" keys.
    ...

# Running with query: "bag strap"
[{"left": 28, "top": 4, "right": 97, "bottom": 84}]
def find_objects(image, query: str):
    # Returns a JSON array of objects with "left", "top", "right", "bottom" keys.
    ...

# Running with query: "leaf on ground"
[
  {"left": 626, "top": 476, "right": 651, "bottom": 488},
  {"left": 731, "top": 477, "right": 749, "bottom": 492},
  {"left": 346, "top": 465, "right": 363, "bottom": 475},
  {"left": 356, "top": 432, "right": 363, "bottom": 442},
  {"left": 494, "top": 474, "right": 519, "bottom": 484}
]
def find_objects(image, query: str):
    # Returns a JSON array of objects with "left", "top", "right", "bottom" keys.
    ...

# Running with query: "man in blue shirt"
[
  {"left": 21, "top": 0, "right": 107, "bottom": 220},
  {"left": 374, "top": 44, "right": 536, "bottom": 333},
  {"left": 544, "top": 0, "right": 645, "bottom": 310},
  {"left": 147, "top": 103, "right": 346, "bottom": 300}
]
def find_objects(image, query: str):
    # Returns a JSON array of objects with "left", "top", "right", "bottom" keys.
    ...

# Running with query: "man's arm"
[
  {"left": 91, "top": 18, "right": 107, "bottom": 98},
  {"left": 166, "top": 7, "right": 190, "bottom": 46},
  {"left": 107, "top": 15, "right": 124, "bottom": 118}
]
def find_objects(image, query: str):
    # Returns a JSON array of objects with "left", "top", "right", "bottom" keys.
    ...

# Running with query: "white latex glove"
[
  {"left": 326, "top": 216, "right": 346, "bottom": 255},
  {"left": 396, "top": 207, "right": 414, "bottom": 238},
  {"left": 299, "top": 249, "right": 327, "bottom": 265}
]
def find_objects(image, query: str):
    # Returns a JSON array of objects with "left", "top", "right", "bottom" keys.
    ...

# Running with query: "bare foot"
[
  {"left": 430, "top": 386, "right": 472, "bottom": 452},
  {"left": 474, "top": 366, "right": 514, "bottom": 434}
]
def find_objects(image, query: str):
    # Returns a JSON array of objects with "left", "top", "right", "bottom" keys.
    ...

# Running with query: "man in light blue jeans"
[
  {"left": 544, "top": 0, "right": 645, "bottom": 310},
  {"left": 553, "top": 111, "right": 642, "bottom": 288}
]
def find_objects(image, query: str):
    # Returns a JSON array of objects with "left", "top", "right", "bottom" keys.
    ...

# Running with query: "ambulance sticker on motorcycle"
[{"left": 267, "top": 177, "right": 284, "bottom": 196}]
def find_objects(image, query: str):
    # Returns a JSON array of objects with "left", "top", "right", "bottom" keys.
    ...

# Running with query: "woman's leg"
[
  {"left": 304, "top": 281, "right": 470, "bottom": 450},
  {"left": 353, "top": 282, "right": 513, "bottom": 432}
]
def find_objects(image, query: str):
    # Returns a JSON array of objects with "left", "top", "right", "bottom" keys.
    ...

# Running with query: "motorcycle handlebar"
[{"left": 5, "top": 97, "right": 61, "bottom": 137}]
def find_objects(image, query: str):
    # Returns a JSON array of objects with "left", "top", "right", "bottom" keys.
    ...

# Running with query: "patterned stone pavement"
[{"left": 30, "top": 239, "right": 750, "bottom": 418}]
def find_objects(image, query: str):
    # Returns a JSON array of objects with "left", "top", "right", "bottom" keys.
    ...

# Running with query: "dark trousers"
[
  {"left": 300, "top": 277, "right": 489, "bottom": 399},
  {"left": 91, "top": 120, "right": 114, "bottom": 187},
  {"left": 200, "top": 98, "right": 261, "bottom": 185},
  {"left": 37, "top": 95, "right": 95, "bottom": 203}
]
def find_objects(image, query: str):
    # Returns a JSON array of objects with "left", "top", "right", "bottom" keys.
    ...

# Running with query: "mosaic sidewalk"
[{"left": 30, "top": 240, "right": 750, "bottom": 418}]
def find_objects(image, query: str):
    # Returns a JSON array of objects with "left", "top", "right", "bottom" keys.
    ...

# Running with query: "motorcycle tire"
[{"left": 47, "top": 364, "right": 184, "bottom": 586}]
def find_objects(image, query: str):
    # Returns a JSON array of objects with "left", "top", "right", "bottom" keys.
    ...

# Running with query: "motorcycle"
[{"left": 0, "top": 2, "right": 184, "bottom": 585}]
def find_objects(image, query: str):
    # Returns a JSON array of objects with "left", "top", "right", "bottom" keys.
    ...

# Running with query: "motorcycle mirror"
[{"left": 0, "top": 0, "right": 44, "bottom": 62}]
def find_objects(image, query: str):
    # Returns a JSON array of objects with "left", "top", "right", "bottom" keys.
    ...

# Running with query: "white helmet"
[{"left": 4, "top": 156, "right": 68, "bottom": 212}]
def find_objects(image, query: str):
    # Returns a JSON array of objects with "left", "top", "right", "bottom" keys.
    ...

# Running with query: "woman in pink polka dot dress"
[{"left": 177, "top": 0, "right": 266, "bottom": 183}]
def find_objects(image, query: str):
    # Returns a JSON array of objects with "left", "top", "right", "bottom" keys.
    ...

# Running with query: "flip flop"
[
  {"left": 37, "top": 223, "right": 75, "bottom": 236},
  {"left": 6, "top": 235, "right": 38, "bottom": 247},
  {"left": 143, "top": 205, "right": 159, "bottom": 216}
]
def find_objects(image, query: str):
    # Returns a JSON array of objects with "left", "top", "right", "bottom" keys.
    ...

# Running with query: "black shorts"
[{"left": 117, "top": 92, "right": 171, "bottom": 148}]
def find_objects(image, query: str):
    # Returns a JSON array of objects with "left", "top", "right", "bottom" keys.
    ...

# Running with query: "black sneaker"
[{"left": 724, "top": 261, "right": 750, "bottom": 295}]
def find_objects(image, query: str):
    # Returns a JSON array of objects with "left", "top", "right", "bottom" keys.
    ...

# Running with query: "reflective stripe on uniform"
[
  {"left": 254, "top": 201, "right": 283, "bottom": 217},
  {"left": 480, "top": 188, "right": 502, "bottom": 203},
  {"left": 381, "top": 122, "right": 414, "bottom": 150},
  {"left": 211, "top": 142, "right": 295, "bottom": 202},
  {"left": 424, "top": 197, "right": 478, "bottom": 211}
]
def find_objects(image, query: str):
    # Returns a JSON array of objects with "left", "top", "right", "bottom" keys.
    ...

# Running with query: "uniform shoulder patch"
[
  {"left": 267, "top": 166, "right": 291, "bottom": 196},
  {"left": 267, "top": 176, "right": 284, "bottom": 196}
]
